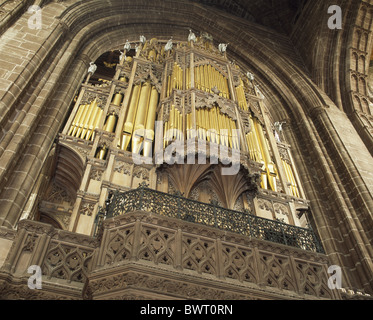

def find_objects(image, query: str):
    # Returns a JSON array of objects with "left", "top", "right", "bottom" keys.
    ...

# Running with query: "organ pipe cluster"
[
  {"left": 68, "top": 99, "right": 103, "bottom": 141},
  {"left": 65, "top": 35, "right": 302, "bottom": 198},
  {"left": 194, "top": 64, "right": 229, "bottom": 98}
]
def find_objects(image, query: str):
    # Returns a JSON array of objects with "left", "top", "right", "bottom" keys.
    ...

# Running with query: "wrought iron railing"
[{"left": 94, "top": 186, "right": 324, "bottom": 253}]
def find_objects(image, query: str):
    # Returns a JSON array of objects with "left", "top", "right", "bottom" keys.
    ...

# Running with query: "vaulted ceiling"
[{"left": 193, "top": 0, "right": 308, "bottom": 34}]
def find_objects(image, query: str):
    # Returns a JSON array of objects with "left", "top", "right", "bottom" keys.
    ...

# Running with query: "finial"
[
  {"left": 188, "top": 29, "right": 196, "bottom": 42},
  {"left": 140, "top": 35, "right": 146, "bottom": 44},
  {"left": 88, "top": 62, "right": 97, "bottom": 75},
  {"left": 124, "top": 40, "right": 131, "bottom": 51},
  {"left": 218, "top": 43, "right": 228, "bottom": 53},
  {"left": 246, "top": 72, "right": 255, "bottom": 81},
  {"left": 165, "top": 38, "right": 173, "bottom": 51}
]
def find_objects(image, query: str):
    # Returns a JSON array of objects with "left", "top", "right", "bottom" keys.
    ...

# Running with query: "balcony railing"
[{"left": 95, "top": 186, "right": 324, "bottom": 254}]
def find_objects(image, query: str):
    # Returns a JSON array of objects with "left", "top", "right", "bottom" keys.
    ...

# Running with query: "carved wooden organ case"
[{"left": 34, "top": 34, "right": 309, "bottom": 235}]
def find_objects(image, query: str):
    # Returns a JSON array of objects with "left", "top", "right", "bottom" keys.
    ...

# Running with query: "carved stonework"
[
  {"left": 46, "top": 183, "right": 73, "bottom": 205},
  {"left": 114, "top": 161, "right": 132, "bottom": 175},
  {"left": 195, "top": 91, "right": 237, "bottom": 120},
  {"left": 42, "top": 241, "right": 94, "bottom": 283},
  {"left": 80, "top": 202, "right": 95, "bottom": 216},
  {"left": 239, "top": 109, "right": 252, "bottom": 134},
  {"left": 90, "top": 168, "right": 104, "bottom": 181},
  {"left": 258, "top": 198, "right": 273, "bottom": 213},
  {"left": 133, "top": 166, "right": 150, "bottom": 181},
  {"left": 81, "top": 91, "right": 108, "bottom": 108},
  {"left": 0, "top": 214, "right": 343, "bottom": 300}
]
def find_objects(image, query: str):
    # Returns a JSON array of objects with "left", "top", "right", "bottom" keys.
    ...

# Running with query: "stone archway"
[{"left": 0, "top": 0, "right": 371, "bottom": 293}]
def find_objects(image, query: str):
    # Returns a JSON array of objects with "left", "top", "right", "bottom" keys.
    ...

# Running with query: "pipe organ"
[{"left": 57, "top": 32, "right": 310, "bottom": 235}]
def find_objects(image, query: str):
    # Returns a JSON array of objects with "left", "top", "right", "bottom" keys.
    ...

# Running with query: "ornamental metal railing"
[{"left": 94, "top": 186, "right": 324, "bottom": 253}]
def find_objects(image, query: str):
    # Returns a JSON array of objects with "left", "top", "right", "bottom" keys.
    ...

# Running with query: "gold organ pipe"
[
  {"left": 212, "top": 68, "right": 216, "bottom": 91},
  {"left": 291, "top": 166, "right": 300, "bottom": 197},
  {"left": 196, "top": 66, "right": 200, "bottom": 90},
  {"left": 132, "top": 82, "right": 151, "bottom": 153},
  {"left": 186, "top": 68, "right": 189, "bottom": 90},
  {"left": 90, "top": 108, "right": 103, "bottom": 141},
  {"left": 86, "top": 101, "right": 100, "bottom": 140},
  {"left": 169, "top": 105, "right": 175, "bottom": 140},
  {"left": 174, "top": 106, "right": 179, "bottom": 139},
  {"left": 173, "top": 63, "right": 177, "bottom": 90},
  {"left": 145, "top": 87, "right": 159, "bottom": 132},
  {"left": 197, "top": 66, "right": 201, "bottom": 90},
  {"left": 198, "top": 66, "right": 206, "bottom": 90},
  {"left": 205, "top": 108, "right": 210, "bottom": 142},
  {"left": 248, "top": 116, "right": 262, "bottom": 163},
  {"left": 224, "top": 77, "right": 229, "bottom": 98},
  {"left": 164, "top": 120, "right": 169, "bottom": 148},
  {"left": 96, "top": 145, "right": 107, "bottom": 160},
  {"left": 144, "top": 87, "right": 159, "bottom": 157},
  {"left": 213, "top": 106, "right": 220, "bottom": 144},
  {"left": 222, "top": 115, "right": 230, "bottom": 148},
  {"left": 112, "top": 93, "right": 123, "bottom": 106},
  {"left": 179, "top": 112, "right": 183, "bottom": 141},
  {"left": 167, "top": 75, "right": 171, "bottom": 97},
  {"left": 212, "top": 67, "right": 216, "bottom": 91},
  {"left": 104, "top": 113, "right": 117, "bottom": 133},
  {"left": 201, "top": 109, "right": 207, "bottom": 141},
  {"left": 231, "top": 119, "right": 239, "bottom": 150},
  {"left": 171, "top": 69, "right": 175, "bottom": 92},
  {"left": 255, "top": 119, "right": 271, "bottom": 164},
  {"left": 179, "top": 65, "right": 183, "bottom": 90},
  {"left": 217, "top": 109, "right": 228, "bottom": 147},
  {"left": 246, "top": 133, "right": 253, "bottom": 160},
  {"left": 283, "top": 160, "right": 299, "bottom": 198},
  {"left": 134, "top": 82, "right": 151, "bottom": 128},
  {"left": 220, "top": 74, "right": 223, "bottom": 96},
  {"left": 207, "top": 65, "right": 212, "bottom": 92},
  {"left": 174, "top": 106, "right": 180, "bottom": 140},
  {"left": 198, "top": 66, "right": 202, "bottom": 90},
  {"left": 217, "top": 73, "right": 221, "bottom": 94},
  {"left": 121, "top": 84, "right": 141, "bottom": 150},
  {"left": 218, "top": 111, "right": 226, "bottom": 147},
  {"left": 282, "top": 160, "right": 292, "bottom": 194},
  {"left": 212, "top": 69, "right": 216, "bottom": 91},
  {"left": 186, "top": 112, "right": 191, "bottom": 140},
  {"left": 255, "top": 119, "right": 277, "bottom": 191},
  {"left": 223, "top": 114, "right": 232, "bottom": 147},
  {"left": 197, "top": 108, "right": 202, "bottom": 140},
  {"left": 194, "top": 67, "right": 198, "bottom": 89},
  {"left": 209, "top": 107, "right": 217, "bottom": 144},
  {"left": 199, "top": 66, "right": 203, "bottom": 90},
  {"left": 176, "top": 63, "right": 179, "bottom": 89},
  {"left": 221, "top": 74, "right": 226, "bottom": 98},
  {"left": 176, "top": 65, "right": 179, "bottom": 89},
  {"left": 211, "top": 67, "right": 215, "bottom": 84},
  {"left": 204, "top": 65, "right": 209, "bottom": 92}
]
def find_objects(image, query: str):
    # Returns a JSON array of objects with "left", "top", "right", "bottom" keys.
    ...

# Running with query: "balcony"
[
  {"left": 0, "top": 187, "right": 339, "bottom": 300},
  {"left": 95, "top": 186, "right": 324, "bottom": 254}
]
